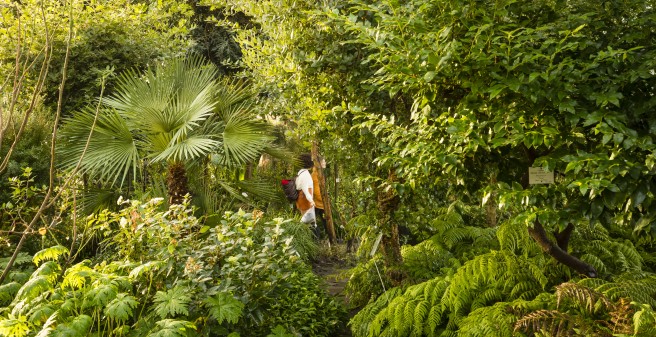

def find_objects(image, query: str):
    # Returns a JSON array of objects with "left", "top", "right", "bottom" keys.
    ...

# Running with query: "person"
[
  {"left": 311, "top": 158, "right": 327, "bottom": 239},
  {"left": 295, "top": 154, "right": 316, "bottom": 225}
]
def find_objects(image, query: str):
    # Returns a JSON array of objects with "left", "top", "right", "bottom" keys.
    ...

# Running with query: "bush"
[{"left": 0, "top": 199, "right": 344, "bottom": 336}]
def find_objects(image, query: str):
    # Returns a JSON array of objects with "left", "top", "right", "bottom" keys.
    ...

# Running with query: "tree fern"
[
  {"left": 401, "top": 239, "right": 453, "bottom": 281},
  {"left": 458, "top": 301, "right": 520, "bottom": 337},
  {"left": 153, "top": 286, "right": 191, "bottom": 319},
  {"left": 352, "top": 250, "right": 552, "bottom": 337}
]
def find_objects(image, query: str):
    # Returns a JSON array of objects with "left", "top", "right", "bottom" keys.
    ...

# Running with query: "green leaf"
[
  {"left": 0, "top": 315, "right": 29, "bottom": 337},
  {"left": 153, "top": 286, "right": 191, "bottom": 319},
  {"left": 267, "top": 325, "right": 294, "bottom": 337},
  {"left": 33, "top": 245, "right": 69, "bottom": 266},
  {"left": 423, "top": 71, "right": 436, "bottom": 82},
  {"left": 205, "top": 293, "right": 244, "bottom": 325},
  {"left": 53, "top": 315, "right": 92, "bottom": 337},
  {"left": 105, "top": 294, "right": 138, "bottom": 322},
  {"left": 147, "top": 319, "right": 196, "bottom": 337}
]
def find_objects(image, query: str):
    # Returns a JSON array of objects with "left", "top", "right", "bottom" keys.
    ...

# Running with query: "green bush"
[{"left": 0, "top": 199, "right": 344, "bottom": 336}]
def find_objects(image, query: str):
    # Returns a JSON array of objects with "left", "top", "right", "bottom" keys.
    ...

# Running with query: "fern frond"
[
  {"left": 555, "top": 282, "right": 611, "bottom": 314},
  {"left": 581, "top": 253, "right": 608, "bottom": 275},
  {"left": 633, "top": 303, "right": 656, "bottom": 336},
  {"left": 514, "top": 310, "right": 577, "bottom": 337},
  {"left": 33, "top": 246, "right": 69, "bottom": 266},
  {"left": 458, "top": 302, "right": 518, "bottom": 337},
  {"left": 204, "top": 293, "right": 244, "bottom": 325},
  {"left": 594, "top": 274, "right": 656, "bottom": 307},
  {"left": 607, "top": 298, "right": 633, "bottom": 334}
]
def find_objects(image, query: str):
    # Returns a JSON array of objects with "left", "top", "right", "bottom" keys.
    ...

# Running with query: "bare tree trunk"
[{"left": 312, "top": 142, "right": 336, "bottom": 244}]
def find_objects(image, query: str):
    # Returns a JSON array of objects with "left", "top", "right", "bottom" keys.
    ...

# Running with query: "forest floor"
[{"left": 312, "top": 241, "right": 358, "bottom": 337}]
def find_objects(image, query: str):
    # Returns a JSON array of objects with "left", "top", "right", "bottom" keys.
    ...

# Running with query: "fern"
[
  {"left": 514, "top": 310, "right": 582, "bottom": 337},
  {"left": 147, "top": 319, "right": 196, "bottom": 337},
  {"left": 32, "top": 245, "right": 69, "bottom": 266},
  {"left": 105, "top": 293, "right": 138, "bottom": 322},
  {"left": 205, "top": 292, "right": 244, "bottom": 325},
  {"left": 633, "top": 303, "right": 656, "bottom": 336},
  {"left": 458, "top": 301, "right": 520, "bottom": 337},
  {"left": 555, "top": 282, "right": 611, "bottom": 315},
  {"left": 153, "top": 286, "right": 192, "bottom": 319}
]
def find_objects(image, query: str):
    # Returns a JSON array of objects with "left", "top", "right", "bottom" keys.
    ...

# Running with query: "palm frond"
[{"left": 58, "top": 107, "right": 139, "bottom": 187}]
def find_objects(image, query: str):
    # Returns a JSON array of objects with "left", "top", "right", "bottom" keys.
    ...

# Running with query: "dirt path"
[{"left": 312, "top": 244, "right": 356, "bottom": 337}]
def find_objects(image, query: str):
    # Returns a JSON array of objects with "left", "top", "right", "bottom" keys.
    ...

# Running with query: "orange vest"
[{"left": 311, "top": 170, "right": 324, "bottom": 209}]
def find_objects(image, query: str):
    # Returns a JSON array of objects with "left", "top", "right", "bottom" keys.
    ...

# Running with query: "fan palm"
[{"left": 59, "top": 57, "right": 273, "bottom": 204}]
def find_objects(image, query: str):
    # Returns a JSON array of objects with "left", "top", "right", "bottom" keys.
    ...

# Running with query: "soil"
[{"left": 312, "top": 242, "right": 358, "bottom": 337}]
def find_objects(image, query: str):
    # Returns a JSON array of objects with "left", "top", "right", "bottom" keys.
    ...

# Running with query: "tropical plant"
[
  {"left": 58, "top": 56, "right": 274, "bottom": 205},
  {"left": 0, "top": 199, "right": 345, "bottom": 337}
]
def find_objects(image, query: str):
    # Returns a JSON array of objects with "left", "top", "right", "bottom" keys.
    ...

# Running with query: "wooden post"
[{"left": 312, "top": 142, "right": 337, "bottom": 244}]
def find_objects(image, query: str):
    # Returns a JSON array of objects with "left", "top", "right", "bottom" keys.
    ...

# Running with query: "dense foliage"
[
  {"left": 3, "top": 0, "right": 656, "bottom": 336},
  {"left": 0, "top": 200, "right": 343, "bottom": 336}
]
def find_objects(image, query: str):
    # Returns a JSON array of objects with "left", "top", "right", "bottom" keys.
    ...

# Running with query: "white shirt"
[{"left": 295, "top": 169, "right": 314, "bottom": 203}]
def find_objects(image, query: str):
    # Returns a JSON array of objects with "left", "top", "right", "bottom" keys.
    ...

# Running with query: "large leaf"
[
  {"left": 205, "top": 293, "right": 244, "bottom": 325},
  {"left": 153, "top": 286, "right": 191, "bottom": 319},
  {"left": 105, "top": 293, "right": 138, "bottom": 322}
]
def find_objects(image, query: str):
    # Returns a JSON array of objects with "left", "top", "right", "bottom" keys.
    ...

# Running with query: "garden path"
[{"left": 312, "top": 243, "right": 356, "bottom": 337}]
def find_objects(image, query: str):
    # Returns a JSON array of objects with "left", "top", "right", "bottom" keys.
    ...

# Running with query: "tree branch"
[
  {"left": 553, "top": 223, "right": 575, "bottom": 252},
  {"left": 529, "top": 220, "right": 597, "bottom": 277}
]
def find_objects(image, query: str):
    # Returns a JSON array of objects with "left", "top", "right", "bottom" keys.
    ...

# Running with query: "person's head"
[{"left": 299, "top": 153, "right": 314, "bottom": 169}]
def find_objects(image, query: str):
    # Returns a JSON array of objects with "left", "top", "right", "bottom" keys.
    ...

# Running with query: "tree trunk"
[
  {"left": 377, "top": 169, "right": 402, "bottom": 266},
  {"left": 167, "top": 162, "right": 189, "bottom": 205},
  {"left": 312, "top": 142, "right": 337, "bottom": 244}
]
